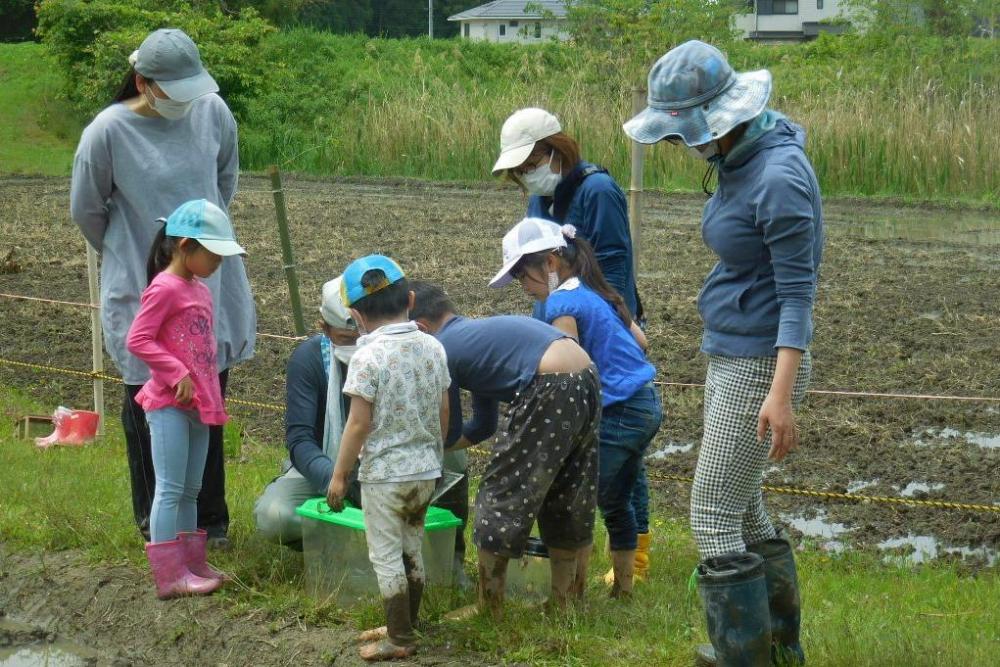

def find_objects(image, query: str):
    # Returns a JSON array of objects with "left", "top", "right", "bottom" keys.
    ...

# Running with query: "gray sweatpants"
[{"left": 690, "top": 353, "right": 811, "bottom": 559}]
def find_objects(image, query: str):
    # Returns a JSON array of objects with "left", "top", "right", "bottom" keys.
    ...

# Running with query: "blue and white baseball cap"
[
  {"left": 623, "top": 40, "right": 771, "bottom": 147},
  {"left": 132, "top": 29, "right": 219, "bottom": 103},
  {"left": 341, "top": 255, "right": 406, "bottom": 306},
  {"left": 164, "top": 199, "right": 245, "bottom": 256}
]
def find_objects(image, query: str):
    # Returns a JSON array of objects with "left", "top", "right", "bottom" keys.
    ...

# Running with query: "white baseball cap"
[
  {"left": 491, "top": 108, "right": 562, "bottom": 176},
  {"left": 319, "top": 276, "right": 355, "bottom": 329},
  {"left": 489, "top": 217, "right": 567, "bottom": 288}
]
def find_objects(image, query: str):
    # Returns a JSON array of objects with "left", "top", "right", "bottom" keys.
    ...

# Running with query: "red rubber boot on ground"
[
  {"left": 145, "top": 539, "right": 221, "bottom": 599},
  {"left": 178, "top": 529, "right": 230, "bottom": 582}
]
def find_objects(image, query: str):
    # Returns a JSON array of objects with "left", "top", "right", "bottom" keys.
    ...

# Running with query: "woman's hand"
[
  {"left": 175, "top": 376, "right": 195, "bottom": 404},
  {"left": 326, "top": 474, "right": 347, "bottom": 512},
  {"left": 758, "top": 392, "right": 798, "bottom": 461}
]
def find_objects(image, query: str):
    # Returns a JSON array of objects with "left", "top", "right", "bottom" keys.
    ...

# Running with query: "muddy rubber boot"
[
  {"left": 610, "top": 549, "right": 636, "bottom": 598},
  {"left": 145, "top": 539, "right": 221, "bottom": 600},
  {"left": 748, "top": 530, "right": 805, "bottom": 665},
  {"left": 178, "top": 529, "right": 230, "bottom": 582},
  {"left": 604, "top": 531, "right": 651, "bottom": 586},
  {"left": 694, "top": 552, "right": 771, "bottom": 667}
]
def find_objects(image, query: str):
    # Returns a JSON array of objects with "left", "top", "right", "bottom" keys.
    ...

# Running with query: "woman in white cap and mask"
[
  {"left": 70, "top": 28, "right": 256, "bottom": 549},
  {"left": 492, "top": 108, "right": 657, "bottom": 590},
  {"left": 625, "top": 40, "right": 823, "bottom": 666},
  {"left": 253, "top": 277, "right": 362, "bottom": 547}
]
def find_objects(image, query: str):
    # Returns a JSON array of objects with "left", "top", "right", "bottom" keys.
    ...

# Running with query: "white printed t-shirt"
[{"left": 343, "top": 322, "right": 450, "bottom": 483}]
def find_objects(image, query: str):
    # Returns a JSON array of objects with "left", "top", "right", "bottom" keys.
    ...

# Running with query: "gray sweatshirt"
[{"left": 70, "top": 94, "right": 256, "bottom": 384}]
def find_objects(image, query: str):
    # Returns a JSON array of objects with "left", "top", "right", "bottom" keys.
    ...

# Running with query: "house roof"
[{"left": 447, "top": 1, "right": 567, "bottom": 22}]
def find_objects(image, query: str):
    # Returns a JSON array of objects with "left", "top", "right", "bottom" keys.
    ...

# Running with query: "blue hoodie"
[{"left": 699, "top": 114, "right": 824, "bottom": 356}]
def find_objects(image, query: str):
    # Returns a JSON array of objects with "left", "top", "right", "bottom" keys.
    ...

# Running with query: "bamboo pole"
[
  {"left": 628, "top": 86, "right": 647, "bottom": 275},
  {"left": 268, "top": 165, "right": 307, "bottom": 336},
  {"left": 86, "top": 244, "right": 104, "bottom": 435}
]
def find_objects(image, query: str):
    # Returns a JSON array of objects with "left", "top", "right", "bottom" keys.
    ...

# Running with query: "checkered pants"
[{"left": 690, "top": 352, "right": 811, "bottom": 559}]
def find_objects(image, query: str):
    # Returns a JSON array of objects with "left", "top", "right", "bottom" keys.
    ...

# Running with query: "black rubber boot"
[
  {"left": 694, "top": 552, "right": 771, "bottom": 667},
  {"left": 748, "top": 529, "right": 805, "bottom": 665}
]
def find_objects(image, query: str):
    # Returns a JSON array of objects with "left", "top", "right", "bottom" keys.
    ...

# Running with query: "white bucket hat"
[
  {"left": 131, "top": 29, "right": 219, "bottom": 103},
  {"left": 491, "top": 108, "right": 562, "bottom": 176},
  {"left": 489, "top": 217, "right": 567, "bottom": 288},
  {"left": 623, "top": 40, "right": 771, "bottom": 147}
]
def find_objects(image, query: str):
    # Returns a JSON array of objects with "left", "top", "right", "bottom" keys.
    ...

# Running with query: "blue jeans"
[
  {"left": 631, "top": 463, "right": 650, "bottom": 534},
  {"left": 599, "top": 383, "right": 663, "bottom": 551},
  {"left": 148, "top": 407, "right": 210, "bottom": 544}
]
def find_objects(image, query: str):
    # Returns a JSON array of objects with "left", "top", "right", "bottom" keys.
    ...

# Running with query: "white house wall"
[
  {"left": 459, "top": 19, "right": 569, "bottom": 43},
  {"left": 734, "top": 0, "right": 850, "bottom": 36}
]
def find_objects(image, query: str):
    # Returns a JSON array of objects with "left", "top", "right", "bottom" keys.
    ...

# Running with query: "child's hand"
[
  {"left": 175, "top": 376, "right": 195, "bottom": 404},
  {"left": 326, "top": 475, "right": 346, "bottom": 512}
]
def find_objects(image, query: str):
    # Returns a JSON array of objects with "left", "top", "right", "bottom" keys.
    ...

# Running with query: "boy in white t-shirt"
[{"left": 326, "top": 255, "right": 450, "bottom": 662}]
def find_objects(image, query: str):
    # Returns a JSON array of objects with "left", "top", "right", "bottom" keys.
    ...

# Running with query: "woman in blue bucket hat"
[
  {"left": 625, "top": 41, "right": 823, "bottom": 666},
  {"left": 71, "top": 28, "right": 256, "bottom": 550}
]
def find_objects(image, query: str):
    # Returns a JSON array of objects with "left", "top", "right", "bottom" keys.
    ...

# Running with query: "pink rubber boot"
[
  {"left": 145, "top": 539, "right": 221, "bottom": 599},
  {"left": 178, "top": 530, "right": 230, "bottom": 582}
]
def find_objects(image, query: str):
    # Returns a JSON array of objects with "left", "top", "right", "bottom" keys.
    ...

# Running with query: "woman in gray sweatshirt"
[
  {"left": 625, "top": 41, "right": 823, "bottom": 666},
  {"left": 70, "top": 29, "right": 256, "bottom": 548}
]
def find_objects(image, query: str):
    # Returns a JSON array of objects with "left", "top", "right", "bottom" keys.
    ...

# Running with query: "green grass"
[
  {"left": 2, "top": 384, "right": 998, "bottom": 665},
  {"left": 0, "top": 42, "right": 79, "bottom": 176}
]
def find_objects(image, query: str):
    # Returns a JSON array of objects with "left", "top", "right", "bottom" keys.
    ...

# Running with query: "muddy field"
[{"left": 1, "top": 174, "right": 998, "bottom": 559}]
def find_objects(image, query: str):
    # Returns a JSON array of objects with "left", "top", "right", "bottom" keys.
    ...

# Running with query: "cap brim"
[
  {"left": 491, "top": 142, "right": 535, "bottom": 176},
  {"left": 156, "top": 69, "right": 219, "bottom": 103},
  {"left": 488, "top": 255, "right": 522, "bottom": 288},
  {"left": 624, "top": 70, "right": 772, "bottom": 147},
  {"left": 199, "top": 238, "right": 246, "bottom": 257}
]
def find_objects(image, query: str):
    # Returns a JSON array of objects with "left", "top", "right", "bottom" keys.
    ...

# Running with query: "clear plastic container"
[
  {"left": 506, "top": 537, "right": 550, "bottom": 602},
  {"left": 296, "top": 498, "right": 461, "bottom": 607}
]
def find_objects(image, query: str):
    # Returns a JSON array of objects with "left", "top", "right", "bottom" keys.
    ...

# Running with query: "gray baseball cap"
[
  {"left": 133, "top": 29, "right": 218, "bottom": 103},
  {"left": 623, "top": 40, "right": 771, "bottom": 147}
]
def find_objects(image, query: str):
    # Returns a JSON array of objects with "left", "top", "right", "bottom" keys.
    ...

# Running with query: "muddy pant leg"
[
  {"left": 122, "top": 384, "right": 155, "bottom": 538},
  {"left": 197, "top": 369, "right": 230, "bottom": 538},
  {"left": 400, "top": 498, "right": 430, "bottom": 624},
  {"left": 179, "top": 415, "right": 210, "bottom": 534},
  {"left": 362, "top": 480, "right": 435, "bottom": 647},
  {"left": 148, "top": 407, "right": 194, "bottom": 543}
]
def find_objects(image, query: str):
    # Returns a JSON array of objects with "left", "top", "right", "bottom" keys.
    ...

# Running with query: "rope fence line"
[
  {"left": 4, "top": 287, "right": 999, "bottom": 403},
  {"left": 0, "top": 292, "right": 307, "bottom": 343},
  {"left": 4, "top": 355, "right": 998, "bottom": 514}
]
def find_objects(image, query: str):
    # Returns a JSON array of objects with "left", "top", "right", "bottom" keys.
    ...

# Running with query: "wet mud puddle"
[{"left": 0, "top": 616, "right": 98, "bottom": 667}]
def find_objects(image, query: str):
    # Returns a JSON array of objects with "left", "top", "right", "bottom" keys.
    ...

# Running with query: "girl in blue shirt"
[{"left": 490, "top": 217, "right": 662, "bottom": 597}]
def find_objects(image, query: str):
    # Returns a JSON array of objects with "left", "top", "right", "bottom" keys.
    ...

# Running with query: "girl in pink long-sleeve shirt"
[{"left": 126, "top": 199, "right": 245, "bottom": 600}]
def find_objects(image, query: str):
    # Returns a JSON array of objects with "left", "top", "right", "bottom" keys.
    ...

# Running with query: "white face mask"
[
  {"left": 333, "top": 345, "right": 356, "bottom": 365},
  {"left": 520, "top": 153, "right": 562, "bottom": 196},
  {"left": 144, "top": 87, "right": 192, "bottom": 120},
  {"left": 687, "top": 141, "right": 721, "bottom": 162}
]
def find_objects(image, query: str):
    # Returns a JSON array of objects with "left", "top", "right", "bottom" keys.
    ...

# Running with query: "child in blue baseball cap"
[{"left": 326, "top": 255, "right": 451, "bottom": 661}]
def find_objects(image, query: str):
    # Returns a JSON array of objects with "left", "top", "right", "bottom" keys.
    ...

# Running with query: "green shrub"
[{"left": 36, "top": 0, "right": 274, "bottom": 117}]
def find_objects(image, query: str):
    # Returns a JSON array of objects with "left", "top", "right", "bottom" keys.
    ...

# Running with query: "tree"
[{"left": 0, "top": 0, "right": 38, "bottom": 42}]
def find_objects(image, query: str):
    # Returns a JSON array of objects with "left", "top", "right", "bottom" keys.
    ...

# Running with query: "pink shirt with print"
[{"left": 126, "top": 272, "right": 228, "bottom": 425}]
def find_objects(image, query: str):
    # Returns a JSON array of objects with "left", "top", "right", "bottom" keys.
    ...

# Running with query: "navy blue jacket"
[
  {"left": 700, "top": 117, "right": 824, "bottom": 356},
  {"left": 527, "top": 161, "right": 638, "bottom": 318}
]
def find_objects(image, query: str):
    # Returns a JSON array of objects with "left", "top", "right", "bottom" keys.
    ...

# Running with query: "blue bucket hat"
[
  {"left": 623, "top": 40, "right": 771, "bottom": 147},
  {"left": 164, "top": 199, "right": 245, "bottom": 256},
  {"left": 341, "top": 255, "right": 406, "bottom": 307}
]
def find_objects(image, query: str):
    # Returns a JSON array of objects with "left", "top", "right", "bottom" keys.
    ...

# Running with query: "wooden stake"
[
  {"left": 628, "top": 86, "right": 646, "bottom": 275},
  {"left": 86, "top": 244, "right": 104, "bottom": 436},
  {"left": 268, "top": 165, "right": 307, "bottom": 336}
]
